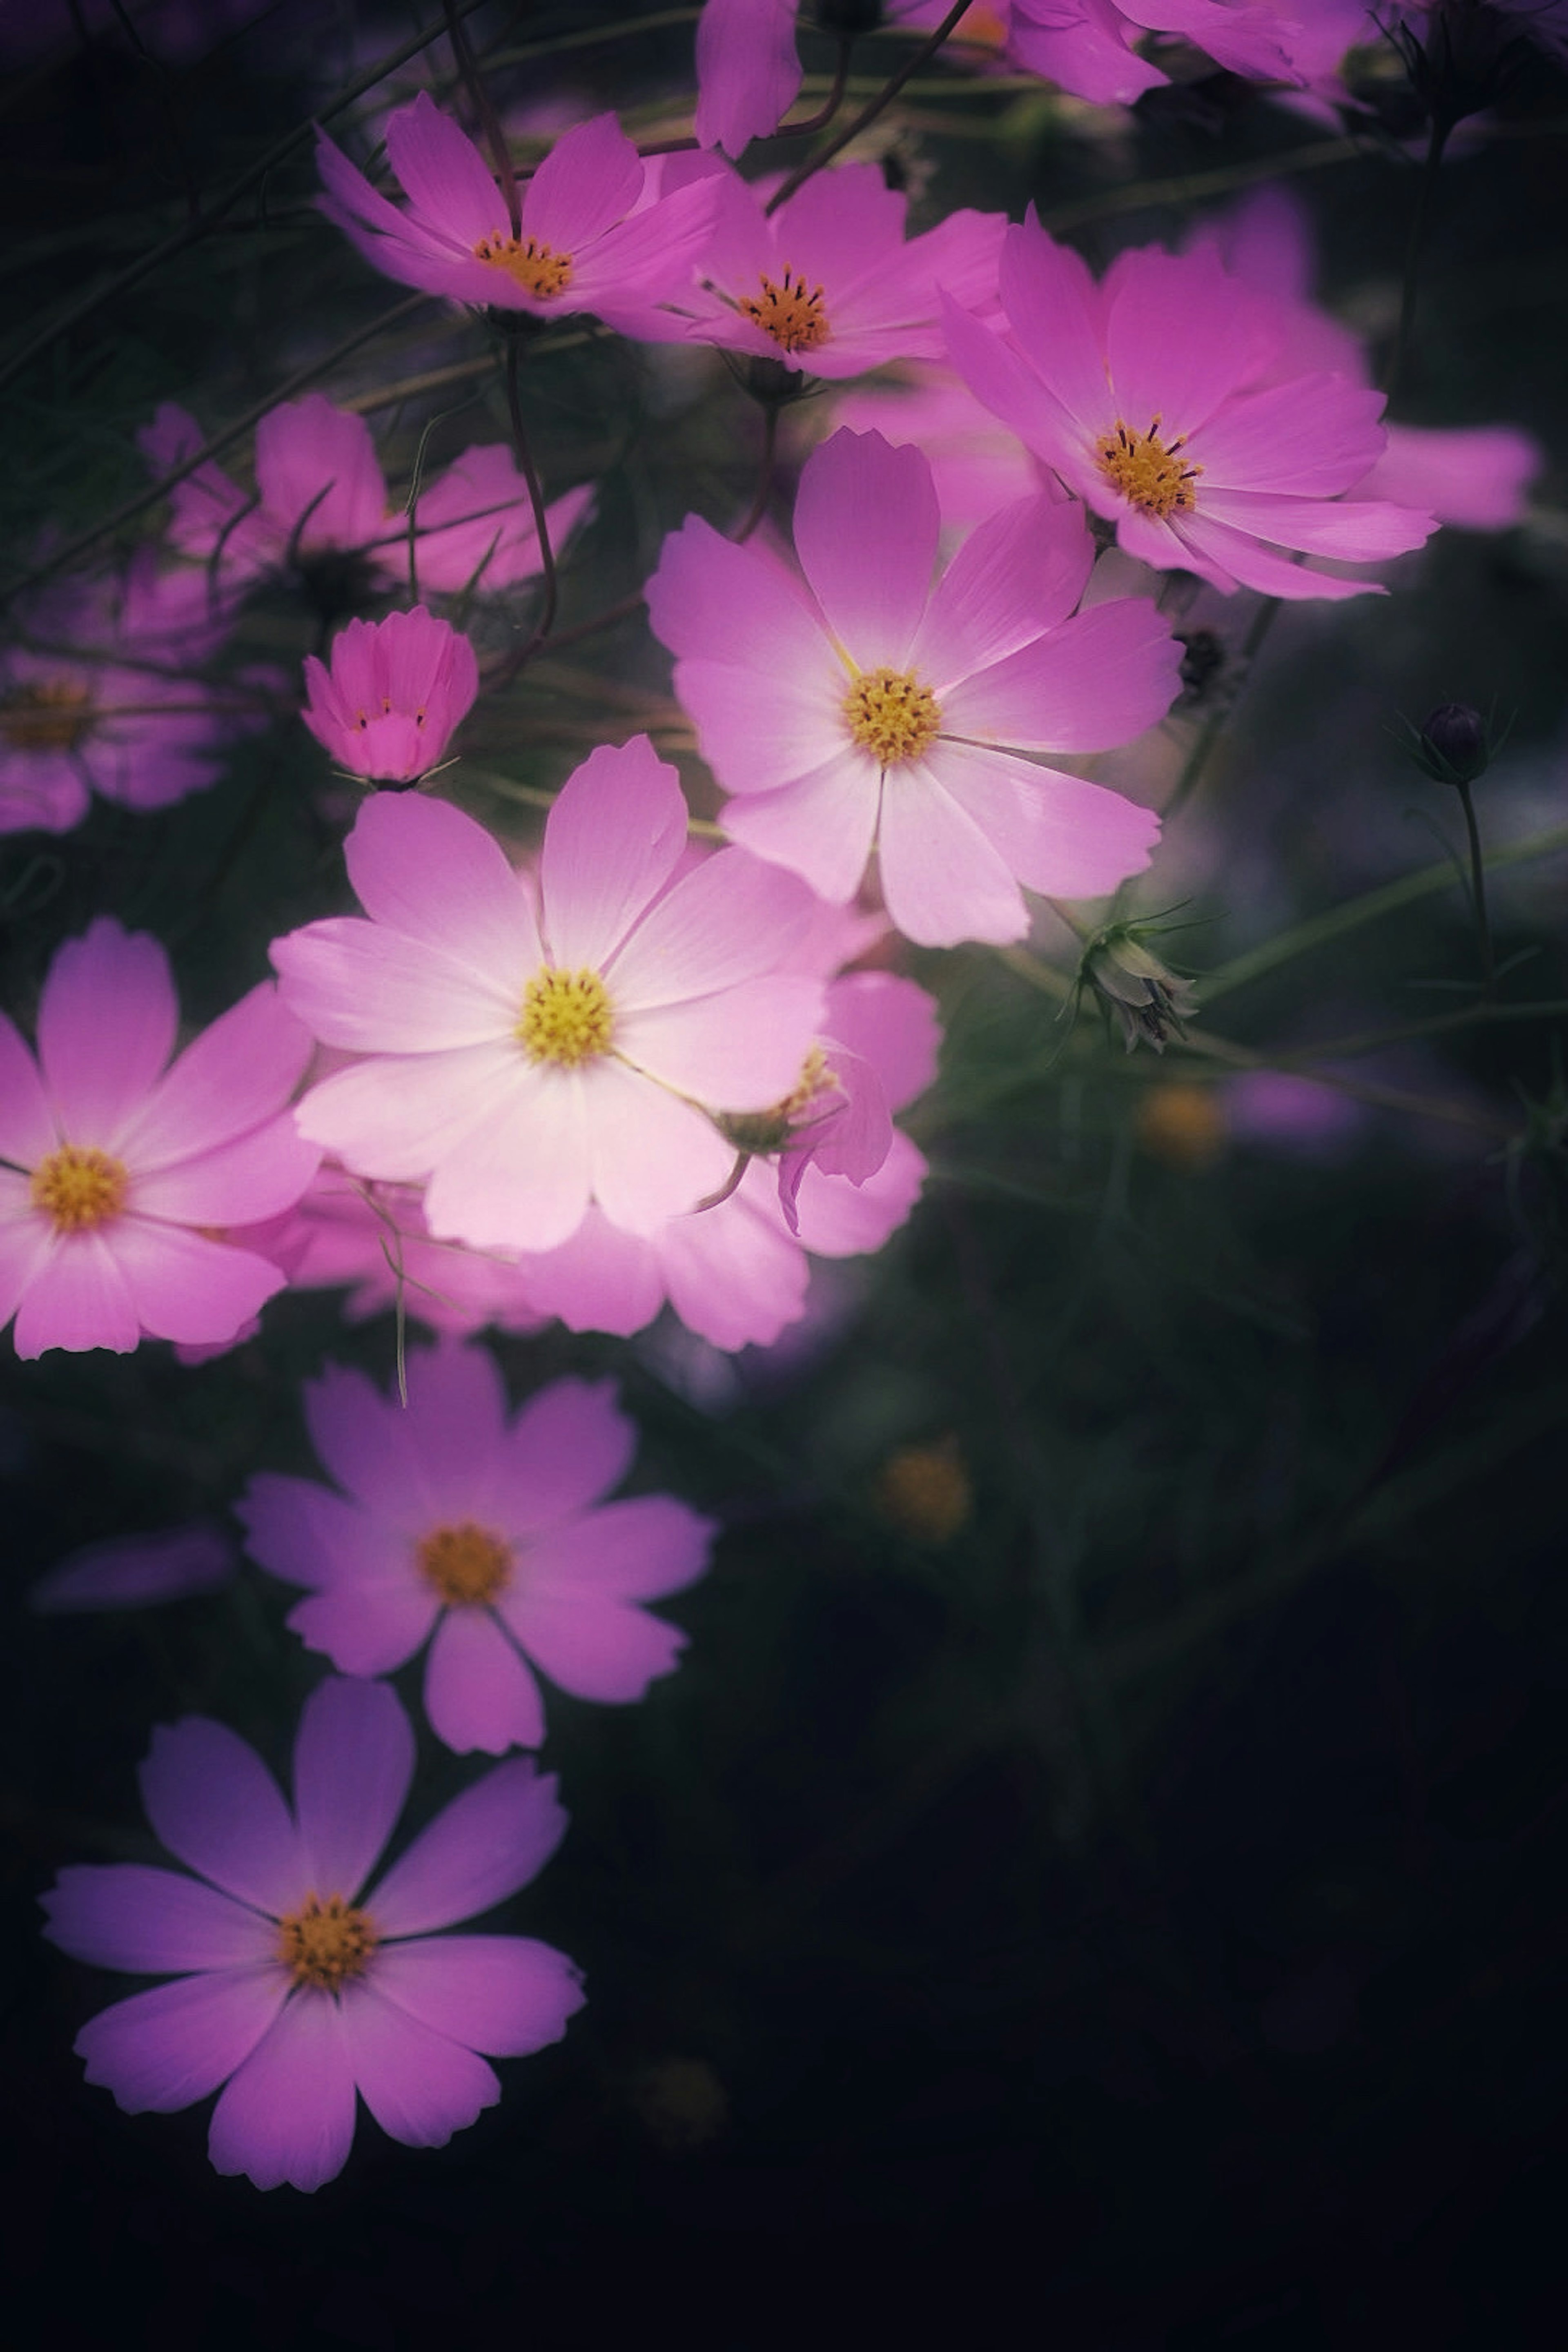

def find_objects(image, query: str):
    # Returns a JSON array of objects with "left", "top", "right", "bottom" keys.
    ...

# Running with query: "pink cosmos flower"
[
  {"left": 899, "top": 0, "right": 1308, "bottom": 100},
  {"left": 647, "top": 426, "right": 1179, "bottom": 946},
  {"left": 41, "top": 1676, "right": 583, "bottom": 2192},
  {"left": 820, "top": 362, "right": 1046, "bottom": 531},
  {"left": 0, "top": 919, "right": 319, "bottom": 1358},
  {"left": 239, "top": 1345, "right": 715, "bottom": 1753},
  {"left": 271, "top": 737, "right": 826, "bottom": 1252},
  {"left": 316, "top": 96, "right": 718, "bottom": 342},
  {"left": 1, "top": 555, "right": 254, "bottom": 835},
  {"left": 29, "top": 1523, "right": 235, "bottom": 1614},
  {"left": 693, "top": 1, "right": 945, "bottom": 156},
  {"left": 240, "top": 1171, "right": 544, "bottom": 1338},
  {"left": 677, "top": 160, "right": 1004, "bottom": 381},
  {"left": 945, "top": 217, "right": 1439, "bottom": 601},
  {"left": 141, "top": 395, "right": 591, "bottom": 600},
  {"left": 302, "top": 607, "right": 479, "bottom": 784}
]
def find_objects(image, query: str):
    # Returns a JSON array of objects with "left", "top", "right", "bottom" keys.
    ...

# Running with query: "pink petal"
[
  {"left": 396, "top": 1337, "right": 513, "bottom": 1508},
  {"left": 515, "top": 1210, "right": 665, "bottom": 1338},
  {"left": 1192, "top": 373, "right": 1387, "bottom": 497},
  {"left": 42, "top": 1865, "right": 273, "bottom": 1973},
  {"left": 695, "top": 0, "right": 801, "bottom": 154},
  {"left": 942, "top": 596, "right": 1180, "bottom": 751},
  {"left": 823, "top": 971, "right": 940, "bottom": 1114},
  {"left": 138, "top": 1717, "right": 302, "bottom": 1914},
  {"left": 78, "top": 1969, "right": 288, "bottom": 2116},
  {"left": 271, "top": 917, "right": 519, "bottom": 1056},
  {"left": 342, "top": 789, "right": 541, "bottom": 989},
  {"left": 115, "top": 982, "right": 314, "bottom": 1174},
  {"left": 293, "top": 1044, "right": 531, "bottom": 1185},
  {"left": 539, "top": 736, "right": 688, "bottom": 971},
  {"left": 658, "top": 1188, "right": 808, "bottom": 1350},
  {"left": 423, "top": 1606, "right": 547, "bottom": 1753},
  {"left": 490, "top": 1376, "right": 636, "bottom": 1535},
  {"left": 909, "top": 492, "right": 1094, "bottom": 687},
  {"left": 130, "top": 1113, "right": 319, "bottom": 1228},
  {"left": 791, "top": 1127, "right": 927, "bottom": 1255},
  {"left": 0, "top": 1183, "right": 56, "bottom": 1337},
  {"left": 718, "top": 753, "right": 882, "bottom": 904},
  {"left": 208, "top": 1993, "right": 357, "bottom": 2191},
  {"left": 672, "top": 650, "right": 848, "bottom": 800},
  {"left": 617, "top": 975, "right": 826, "bottom": 1108},
  {"left": 420, "top": 1062, "right": 591, "bottom": 1254},
  {"left": 875, "top": 771, "right": 1030, "bottom": 947},
  {"left": 645, "top": 512, "right": 827, "bottom": 674},
  {"left": 109, "top": 1221, "right": 286, "bottom": 1348},
  {"left": 1172, "top": 513, "right": 1380, "bottom": 601},
  {"left": 993, "top": 219, "right": 1109, "bottom": 439},
  {"left": 522, "top": 112, "right": 642, "bottom": 249},
  {"left": 606, "top": 843, "right": 817, "bottom": 1010},
  {"left": 505, "top": 1586, "right": 687, "bottom": 1702},
  {"left": 1104, "top": 245, "right": 1274, "bottom": 441},
  {"left": 927, "top": 741, "right": 1160, "bottom": 901},
  {"left": 36, "top": 919, "right": 176, "bottom": 1149},
  {"left": 368, "top": 1757, "right": 566, "bottom": 1937},
  {"left": 582, "top": 1060, "right": 734, "bottom": 1236},
  {"left": 337, "top": 1979, "right": 499, "bottom": 2146},
  {"left": 287, "top": 1582, "right": 441, "bottom": 1678},
  {"left": 517, "top": 1494, "right": 715, "bottom": 1604},
  {"left": 255, "top": 394, "right": 388, "bottom": 552},
  {"left": 372, "top": 1933, "right": 584, "bottom": 2056},
  {"left": 0, "top": 1013, "right": 53, "bottom": 1165},
  {"left": 29, "top": 1522, "right": 235, "bottom": 1614},
  {"left": 292, "top": 1677, "right": 414, "bottom": 1903},
  {"left": 12, "top": 1229, "right": 142, "bottom": 1358},
  {"left": 302, "top": 1359, "right": 433, "bottom": 1522},
  {"left": 792, "top": 430, "right": 939, "bottom": 668},
  {"left": 384, "top": 92, "right": 506, "bottom": 246},
  {"left": 1196, "top": 488, "right": 1436, "bottom": 561}
]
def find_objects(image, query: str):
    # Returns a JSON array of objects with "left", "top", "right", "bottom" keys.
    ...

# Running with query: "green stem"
[
  {"left": 1385, "top": 116, "right": 1449, "bottom": 408},
  {"left": 1160, "top": 595, "right": 1281, "bottom": 827},
  {"left": 765, "top": 0, "right": 972, "bottom": 216},
  {"left": 1455, "top": 778, "right": 1496, "bottom": 992}
]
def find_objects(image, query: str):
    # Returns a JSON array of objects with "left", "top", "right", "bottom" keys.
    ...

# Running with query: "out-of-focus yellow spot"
[
  {"left": 1136, "top": 1082, "right": 1227, "bottom": 1171},
  {"left": 633, "top": 2057, "right": 729, "bottom": 2152},
  {"left": 874, "top": 1434, "right": 972, "bottom": 1545}
]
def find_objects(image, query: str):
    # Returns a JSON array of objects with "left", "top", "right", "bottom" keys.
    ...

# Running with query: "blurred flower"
[
  {"left": 272, "top": 737, "right": 825, "bottom": 1253},
  {"left": 874, "top": 1434, "right": 973, "bottom": 1542},
  {"left": 240, "top": 1345, "right": 715, "bottom": 1754},
  {"left": 317, "top": 96, "right": 717, "bottom": 342},
  {"left": 1221, "top": 1070, "right": 1367, "bottom": 1160},
  {"left": 1135, "top": 1081, "right": 1227, "bottom": 1170},
  {"left": 648, "top": 427, "right": 1178, "bottom": 946},
  {"left": 302, "top": 607, "right": 479, "bottom": 785},
  {"left": 41, "top": 1677, "right": 583, "bottom": 2192},
  {"left": 693, "top": 1, "right": 946, "bottom": 156},
  {"left": 29, "top": 1523, "right": 235, "bottom": 1614},
  {"left": 240, "top": 1172, "right": 544, "bottom": 1337},
  {"left": 946, "top": 220, "right": 1438, "bottom": 600},
  {"left": 816, "top": 361, "right": 1046, "bottom": 532},
  {"left": 0, "top": 919, "right": 318, "bottom": 1358}
]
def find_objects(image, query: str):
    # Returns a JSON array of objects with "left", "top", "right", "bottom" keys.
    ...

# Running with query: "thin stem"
[
  {"left": 1160, "top": 595, "right": 1281, "bottom": 827},
  {"left": 499, "top": 333, "right": 557, "bottom": 661},
  {"left": 1385, "top": 116, "right": 1448, "bottom": 407},
  {"left": 734, "top": 403, "right": 780, "bottom": 543},
  {"left": 541, "top": 593, "right": 646, "bottom": 657},
  {"left": 1455, "top": 777, "right": 1496, "bottom": 991},
  {"left": 775, "top": 36, "right": 854, "bottom": 140},
  {"left": 443, "top": 0, "right": 519, "bottom": 234},
  {"left": 765, "top": 0, "right": 972, "bottom": 216}
]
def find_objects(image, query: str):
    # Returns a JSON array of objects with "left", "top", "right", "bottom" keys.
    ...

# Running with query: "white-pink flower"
[
  {"left": 302, "top": 606, "right": 479, "bottom": 784},
  {"left": 647, "top": 426, "right": 1180, "bottom": 946},
  {"left": 271, "top": 737, "right": 826, "bottom": 1252},
  {"left": 240, "top": 1343, "right": 715, "bottom": 1754},
  {"left": 0, "top": 919, "right": 319, "bottom": 1358}
]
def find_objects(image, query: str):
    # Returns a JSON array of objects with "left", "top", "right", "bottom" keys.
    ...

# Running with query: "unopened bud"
[
  {"left": 1415, "top": 701, "right": 1491, "bottom": 786},
  {"left": 1083, "top": 926, "right": 1199, "bottom": 1054}
]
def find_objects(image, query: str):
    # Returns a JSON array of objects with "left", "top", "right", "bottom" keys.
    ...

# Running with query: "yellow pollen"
[
  {"left": 29, "top": 1145, "right": 128, "bottom": 1233},
  {"left": 473, "top": 232, "right": 574, "bottom": 300},
  {"left": 738, "top": 268, "right": 830, "bottom": 354},
  {"left": 416, "top": 1520, "right": 514, "bottom": 1607},
  {"left": 719, "top": 1046, "right": 839, "bottom": 1158},
  {"left": 1, "top": 679, "right": 96, "bottom": 753},
  {"left": 1096, "top": 416, "right": 1202, "bottom": 520},
  {"left": 275, "top": 1893, "right": 379, "bottom": 1991},
  {"left": 517, "top": 966, "right": 614, "bottom": 1067},
  {"left": 843, "top": 667, "right": 941, "bottom": 767}
]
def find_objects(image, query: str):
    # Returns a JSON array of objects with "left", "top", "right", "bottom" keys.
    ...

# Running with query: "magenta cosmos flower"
[
  {"left": 271, "top": 736, "right": 825, "bottom": 1252},
  {"left": 41, "top": 1677, "right": 583, "bottom": 2192},
  {"left": 678, "top": 160, "right": 1003, "bottom": 381},
  {"left": 647, "top": 426, "right": 1178, "bottom": 947},
  {"left": 946, "top": 218, "right": 1438, "bottom": 600},
  {"left": 0, "top": 919, "right": 318, "bottom": 1357},
  {"left": 317, "top": 96, "right": 717, "bottom": 342},
  {"left": 239, "top": 1344, "right": 715, "bottom": 1753},
  {"left": 303, "top": 607, "right": 479, "bottom": 784}
]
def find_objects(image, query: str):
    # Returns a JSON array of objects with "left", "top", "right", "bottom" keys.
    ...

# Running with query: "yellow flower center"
[
  {"left": 719, "top": 1045, "right": 838, "bottom": 1158},
  {"left": 1, "top": 679, "right": 96, "bottom": 753},
  {"left": 275, "top": 1893, "right": 379, "bottom": 1991},
  {"left": 517, "top": 966, "right": 615, "bottom": 1067},
  {"left": 1096, "top": 416, "right": 1202, "bottom": 520},
  {"left": 416, "top": 1519, "right": 514, "bottom": 1606},
  {"left": 474, "top": 232, "right": 574, "bottom": 300},
  {"left": 843, "top": 667, "right": 941, "bottom": 767},
  {"left": 29, "top": 1145, "right": 128, "bottom": 1233},
  {"left": 739, "top": 268, "right": 830, "bottom": 354}
]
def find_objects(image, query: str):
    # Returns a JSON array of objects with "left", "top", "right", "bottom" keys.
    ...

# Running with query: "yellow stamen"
[
  {"left": 718, "top": 1045, "right": 839, "bottom": 1158},
  {"left": 843, "top": 667, "right": 941, "bottom": 767},
  {"left": 29, "top": 1145, "right": 128, "bottom": 1233},
  {"left": 275, "top": 1893, "right": 379, "bottom": 1991},
  {"left": 1, "top": 680, "right": 96, "bottom": 753},
  {"left": 474, "top": 233, "right": 574, "bottom": 300},
  {"left": 416, "top": 1520, "right": 514, "bottom": 1607},
  {"left": 739, "top": 268, "right": 830, "bottom": 355},
  {"left": 517, "top": 967, "right": 614, "bottom": 1067},
  {"left": 1095, "top": 416, "right": 1202, "bottom": 520}
]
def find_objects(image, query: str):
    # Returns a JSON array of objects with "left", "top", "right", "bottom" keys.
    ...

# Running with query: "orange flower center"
[
  {"left": 275, "top": 1893, "right": 379, "bottom": 1991},
  {"left": 474, "top": 233, "right": 574, "bottom": 299},
  {"left": 1, "top": 679, "right": 96, "bottom": 753},
  {"left": 739, "top": 269, "right": 830, "bottom": 354},
  {"left": 416, "top": 1519, "right": 514, "bottom": 1606},
  {"left": 1096, "top": 416, "right": 1202, "bottom": 519},
  {"left": 30, "top": 1145, "right": 128, "bottom": 1233},
  {"left": 843, "top": 667, "right": 941, "bottom": 767}
]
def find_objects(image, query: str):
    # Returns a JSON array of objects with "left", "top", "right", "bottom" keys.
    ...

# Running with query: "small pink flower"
[
  {"left": 41, "top": 1677, "right": 583, "bottom": 2192},
  {"left": 647, "top": 426, "right": 1178, "bottom": 945},
  {"left": 679, "top": 160, "right": 1004, "bottom": 381},
  {"left": 240, "top": 1345, "right": 715, "bottom": 1754},
  {"left": 946, "top": 217, "right": 1439, "bottom": 600},
  {"left": 316, "top": 95, "right": 717, "bottom": 341},
  {"left": 271, "top": 737, "right": 826, "bottom": 1253},
  {"left": 302, "top": 607, "right": 479, "bottom": 784},
  {"left": 0, "top": 919, "right": 319, "bottom": 1358}
]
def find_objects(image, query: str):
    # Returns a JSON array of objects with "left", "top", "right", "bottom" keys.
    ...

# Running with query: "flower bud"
[
  {"left": 1082, "top": 925, "right": 1199, "bottom": 1054},
  {"left": 1414, "top": 701, "right": 1491, "bottom": 786},
  {"left": 301, "top": 606, "right": 479, "bottom": 786}
]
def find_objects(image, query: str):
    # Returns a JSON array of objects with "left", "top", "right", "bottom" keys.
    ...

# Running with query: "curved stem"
[{"left": 765, "top": 0, "right": 972, "bottom": 216}]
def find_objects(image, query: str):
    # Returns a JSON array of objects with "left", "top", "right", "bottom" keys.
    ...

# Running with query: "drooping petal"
[
  {"left": 422, "top": 1608, "right": 547, "bottom": 1753},
  {"left": 208, "top": 1993, "right": 358, "bottom": 2192},
  {"left": 336, "top": 1979, "right": 499, "bottom": 2146},
  {"left": 368, "top": 1757, "right": 566, "bottom": 1937},
  {"left": 371, "top": 1933, "right": 584, "bottom": 2056},
  {"left": 78, "top": 1969, "right": 288, "bottom": 2115},
  {"left": 42, "top": 1865, "right": 273, "bottom": 1973},
  {"left": 792, "top": 429, "right": 940, "bottom": 669},
  {"left": 138, "top": 1717, "right": 301, "bottom": 1915},
  {"left": 36, "top": 920, "right": 177, "bottom": 1149},
  {"left": 292, "top": 1677, "right": 415, "bottom": 1904}
]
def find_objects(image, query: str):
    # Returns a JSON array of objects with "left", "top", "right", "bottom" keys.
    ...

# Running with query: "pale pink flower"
[
  {"left": 271, "top": 737, "right": 826, "bottom": 1252},
  {"left": 0, "top": 920, "right": 319, "bottom": 1358},
  {"left": 946, "top": 216, "right": 1439, "bottom": 600},
  {"left": 679, "top": 160, "right": 1004, "bottom": 380},
  {"left": 240, "top": 1345, "right": 715, "bottom": 1753},
  {"left": 302, "top": 607, "right": 479, "bottom": 784},
  {"left": 141, "top": 395, "right": 590, "bottom": 599},
  {"left": 647, "top": 427, "right": 1178, "bottom": 946},
  {"left": 900, "top": 0, "right": 1310, "bottom": 98},
  {"left": 820, "top": 362, "right": 1046, "bottom": 530},
  {"left": 41, "top": 1677, "right": 583, "bottom": 2192},
  {"left": 29, "top": 1523, "right": 235, "bottom": 1614},
  {"left": 316, "top": 96, "right": 717, "bottom": 342},
  {"left": 1, "top": 555, "right": 254, "bottom": 836}
]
